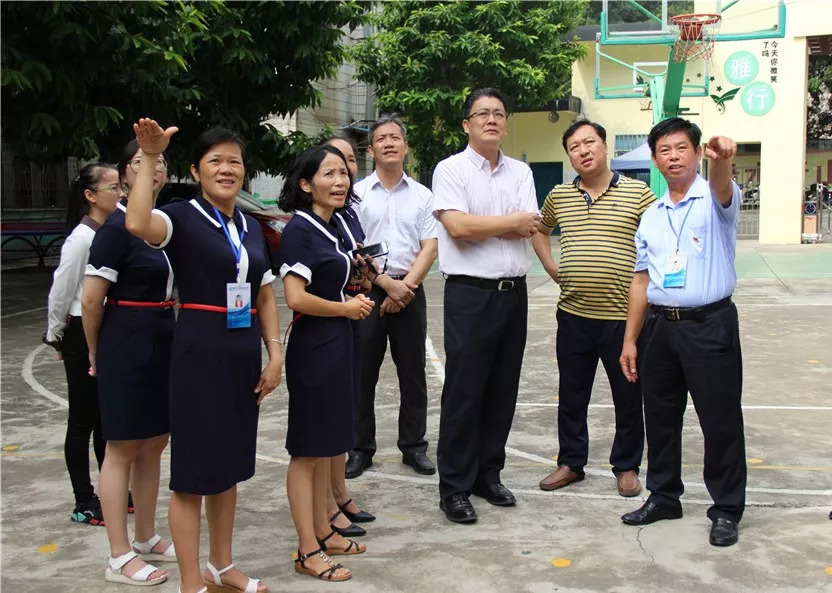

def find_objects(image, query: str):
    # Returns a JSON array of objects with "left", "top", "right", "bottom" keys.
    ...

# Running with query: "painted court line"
[
  {"left": 1, "top": 305, "right": 47, "bottom": 320},
  {"left": 423, "top": 336, "right": 832, "bottom": 498},
  {"left": 516, "top": 402, "right": 832, "bottom": 411},
  {"left": 22, "top": 345, "right": 68, "bottom": 409}
]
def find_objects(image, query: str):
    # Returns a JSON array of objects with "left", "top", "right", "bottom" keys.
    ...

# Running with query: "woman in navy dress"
[
  {"left": 278, "top": 145, "right": 375, "bottom": 582},
  {"left": 44, "top": 163, "right": 121, "bottom": 527},
  {"left": 83, "top": 141, "right": 176, "bottom": 586},
  {"left": 323, "top": 137, "right": 376, "bottom": 536},
  {"left": 126, "top": 120, "right": 282, "bottom": 593}
]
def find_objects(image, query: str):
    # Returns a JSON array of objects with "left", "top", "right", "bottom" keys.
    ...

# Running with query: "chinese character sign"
[
  {"left": 725, "top": 51, "right": 758, "bottom": 85},
  {"left": 762, "top": 41, "right": 779, "bottom": 84},
  {"left": 741, "top": 82, "right": 776, "bottom": 116}
]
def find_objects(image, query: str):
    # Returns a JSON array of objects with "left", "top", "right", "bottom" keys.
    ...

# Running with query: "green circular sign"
[
  {"left": 740, "top": 82, "right": 776, "bottom": 116},
  {"left": 724, "top": 51, "right": 759, "bottom": 85}
]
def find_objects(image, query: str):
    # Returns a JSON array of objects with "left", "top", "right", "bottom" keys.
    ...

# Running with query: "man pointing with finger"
[
  {"left": 432, "top": 88, "right": 540, "bottom": 523},
  {"left": 619, "top": 118, "right": 746, "bottom": 547}
]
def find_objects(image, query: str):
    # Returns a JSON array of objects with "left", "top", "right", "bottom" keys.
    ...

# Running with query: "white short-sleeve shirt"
[
  {"left": 432, "top": 145, "right": 539, "bottom": 278},
  {"left": 354, "top": 171, "right": 437, "bottom": 277}
]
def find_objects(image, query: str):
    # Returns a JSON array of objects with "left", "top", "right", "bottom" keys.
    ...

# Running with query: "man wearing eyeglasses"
[{"left": 432, "top": 87, "right": 540, "bottom": 524}]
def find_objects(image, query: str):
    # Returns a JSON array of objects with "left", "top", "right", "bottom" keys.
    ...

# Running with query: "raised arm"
[
  {"left": 704, "top": 135, "right": 737, "bottom": 207},
  {"left": 124, "top": 118, "right": 178, "bottom": 244}
]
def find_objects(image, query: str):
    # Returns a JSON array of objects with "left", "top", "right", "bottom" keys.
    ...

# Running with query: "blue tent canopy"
[{"left": 610, "top": 142, "right": 651, "bottom": 171}]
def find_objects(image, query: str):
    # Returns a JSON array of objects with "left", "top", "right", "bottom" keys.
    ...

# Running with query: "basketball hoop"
[{"left": 670, "top": 13, "right": 722, "bottom": 63}]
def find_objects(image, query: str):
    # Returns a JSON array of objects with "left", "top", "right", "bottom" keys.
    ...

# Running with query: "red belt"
[
  {"left": 107, "top": 298, "right": 177, "bottom": 308},
  {"left": 179, "top": 303, "right": 257, "bottom": 314}
]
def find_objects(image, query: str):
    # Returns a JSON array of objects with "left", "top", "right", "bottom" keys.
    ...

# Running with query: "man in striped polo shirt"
[{"left": 532, "top": 120, "right": 655, "bottom": 496}]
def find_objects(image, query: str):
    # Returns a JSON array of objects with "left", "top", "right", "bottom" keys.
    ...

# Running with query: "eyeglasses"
[
  {"left": 93, "top": 185, "right": 123, "bottom": 194},
  {"left": 128, "top": 158, "right": 168, "bottom": 173},
  {"left": 465, "top": 109, "right": 508, "bottom": 121}
]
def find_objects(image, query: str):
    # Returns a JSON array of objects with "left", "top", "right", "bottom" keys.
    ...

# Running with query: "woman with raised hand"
[
  {"left": 278, "top": 144, "right": 374, "bottom": 582},
  {"left": 83, "top": 139, "right": 177, "bottom": 587},
  {"left": 125, "top": 118, "right": 282, "bottom": 593},
  {"left": 44, "top": 162, "right": 121, "bottom": 528},
  {"left": 322, "top": 136, "right": 376, "bottom": 537}
]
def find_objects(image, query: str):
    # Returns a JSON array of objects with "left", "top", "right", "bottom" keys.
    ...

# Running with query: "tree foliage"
[
  {"left": 350, "top": 0, "right": 586, "bottom": 176},
  {"left": 808, "top": 55, "right": 832, "bottom": 139},
  {"left": 1, "top": 1, "right": 366, "bottom": 176}
]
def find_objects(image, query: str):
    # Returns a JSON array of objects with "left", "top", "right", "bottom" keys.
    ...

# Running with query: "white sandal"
[
  {"left": 105, "top": 550, "right": 166, "bottom": 586},
  {"left": 132, "top": 533, "right": 177, "bottom": 562},
  {"left": 204, "top": 562, "right": 264, "bottom": 593}
]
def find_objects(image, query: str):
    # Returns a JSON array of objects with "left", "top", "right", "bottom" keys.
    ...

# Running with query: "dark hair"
[
  {"left": 191, "top": 126, "right": 247, "bottom": 172},
  {"left": 368, "top": 114, "right": 407, "bottom": 144},
  {"left": 118, "top": 139, "right": 140, "bottom": 181},
  {"left": 561, "top": 120, "right": 607, "bottom": 151},
  {"left": 323, "top": 135, "right": 358, "bottom": 154},
  {"left": 462, "top": 87, "right": 510, "bottom": 119},
  {"left": 277, "top": 145, "right": 359, "bottom": 213},
  {"left": 647, "top": 117, "right": 702, "bottom": 156},
  {"left": 66, "top": 162, "right": 116, "bottom": 229}
]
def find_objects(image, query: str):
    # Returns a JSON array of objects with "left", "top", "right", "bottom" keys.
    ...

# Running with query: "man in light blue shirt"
[{"left": 618, "top": 117, "right": 745, "bottom": 547}]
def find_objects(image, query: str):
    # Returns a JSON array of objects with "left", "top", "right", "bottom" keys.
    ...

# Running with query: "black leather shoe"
[
  {"left": 402, "top": 452, "right": 436, "bottom": 475},
  {"left": 439, "top": 493, "right": 477, "bottom": 524},
  {"left": 709, "top": 518, "right": 739, "bottom": 546},
  {"left": 345, "top": 452, "right": 372, "bottom": 479},
  {"left": 621, "top": 501, "right": 683, "bottom": 526},
  {"left": 331, "top": 521, "right": 366, "bottom": 537},
  {"left": 472, "top": 483, "right": 516, "bottom": 507},
  {"left": 338, "top": 498, "right": 375, "bottom": 523}
]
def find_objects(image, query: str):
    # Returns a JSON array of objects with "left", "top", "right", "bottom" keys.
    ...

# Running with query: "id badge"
[
  {"left": 226, "top": 282, "right": 252, "bottom": 328},
  {"left": 663, "top": 252, "right": 688, "bottom": 288}
]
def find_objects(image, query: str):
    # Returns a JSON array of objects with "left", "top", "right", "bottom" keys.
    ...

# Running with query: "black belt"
[
  {"left": 445, "top": 274, "right": 526, "bottom": 292},
  {"left": 651, "top": 296, "right": 732, "bottom": 321}
]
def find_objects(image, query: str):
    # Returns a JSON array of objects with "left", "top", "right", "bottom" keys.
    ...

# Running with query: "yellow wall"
[{"left": 504, "top": 0, "right": 831, "bottom": 244}]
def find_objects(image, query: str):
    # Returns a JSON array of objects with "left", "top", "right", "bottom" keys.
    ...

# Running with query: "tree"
[
  {"left": 350, "top": 1, "right": 586, "bottom": 177},
  {"left": 1, "top": 1, "right": 366, "bottom": 176},
  {"left": 808, "top": 55, "right": 832, "bottom": 139}
]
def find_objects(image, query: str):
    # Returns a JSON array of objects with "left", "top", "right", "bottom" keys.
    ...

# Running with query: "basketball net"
[{"left": 670, "top": 14, "right": 722, "bottom": 64}]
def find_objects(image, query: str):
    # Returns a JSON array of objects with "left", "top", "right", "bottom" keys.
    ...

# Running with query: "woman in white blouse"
[{"left": 43, "top": 162, "right": 122, "bottom": 526}]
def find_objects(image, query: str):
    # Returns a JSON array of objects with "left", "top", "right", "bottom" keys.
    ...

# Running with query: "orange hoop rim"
[{"left": 670, "top": 13, "right": 722, "bottom": 26}]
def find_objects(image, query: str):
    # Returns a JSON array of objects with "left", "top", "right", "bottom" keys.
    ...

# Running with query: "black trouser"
[
  {"left": 354, "top": 284, "right": 428, "bottom": 457},
  {"left": 555, "top": 309, "right": 644, "bottom": 474},
  {"left": 640, "top": 303, "right": 746, "bottom": 522},
  {"left": 437, "top": 278, "right": 527, "bottom": 501},
  {"left": 61, "top": 316, "right": 105, "bottom": 503}
]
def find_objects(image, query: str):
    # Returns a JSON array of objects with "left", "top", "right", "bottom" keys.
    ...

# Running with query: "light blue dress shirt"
[{"left": 635, "top": 174, "right": 741, "bottom": 307}]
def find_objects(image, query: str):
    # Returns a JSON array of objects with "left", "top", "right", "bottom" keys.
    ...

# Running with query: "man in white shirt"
[
  {"left": 346, "top": 115, "right": 439, "bottom": 479},
  {"left": 432, "top": 88, "right": 540, "bottom": 523}
]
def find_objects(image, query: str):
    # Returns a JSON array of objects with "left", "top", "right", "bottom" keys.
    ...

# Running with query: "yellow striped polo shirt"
[{"left": 540, "top": 172, "right": 656, "bottom": 320}]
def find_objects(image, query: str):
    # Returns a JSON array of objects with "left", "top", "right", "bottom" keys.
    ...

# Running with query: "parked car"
[{"left": 158, "top": 183, "right": 291, "bottom": 260}]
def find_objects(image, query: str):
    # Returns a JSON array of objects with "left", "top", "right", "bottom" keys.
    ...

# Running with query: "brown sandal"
[
  {"left": 294, "top": 547, "right": 351, "bottom": 582},
  {"left": 318, "top": 530, "right": 366, "bottom": 556}
]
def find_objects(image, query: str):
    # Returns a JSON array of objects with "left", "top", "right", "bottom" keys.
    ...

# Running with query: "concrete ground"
[{"left": 2, "top": 239, "right": 831, "bottom": 593}]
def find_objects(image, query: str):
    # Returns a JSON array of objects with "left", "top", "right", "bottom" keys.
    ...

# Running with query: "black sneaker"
[
  {"left": 71, "top": 495, "right": 105, "bottom": 526},
  {"left": 127, "top": 491, "right": 135, "bottom": 514}
]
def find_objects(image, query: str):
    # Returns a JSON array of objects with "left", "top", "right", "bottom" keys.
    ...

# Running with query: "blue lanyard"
[
  {"left": 211, "top": 205, "right": 245, "bottom": 269},
  {"left": 665, "top": 200, "right": 693, "bottom": 254}
]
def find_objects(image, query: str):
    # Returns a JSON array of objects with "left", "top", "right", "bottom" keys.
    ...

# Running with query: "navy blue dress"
[
  {"left": 87, "top": 201, "right": 175, "bottom": 441},
  {"left": 333, "top": 207, "right": 365, "bottom": 408},
  {"left": 155, "top": 195, "right": 274, "bottom": 495},
  {"left": 278, "top": 209, "right": 355, "bottom": 457}
]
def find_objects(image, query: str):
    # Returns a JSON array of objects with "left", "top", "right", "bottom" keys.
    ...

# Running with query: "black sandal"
[
  {"left": 329, "top": 509, "right": 366, "bottom": 537},
  {"left": 338, "top": 498, "right": 376, "bottom": 523},
  {"left": 317, "top": 530, "right": 366, "bottom": 556},
  {"left": 294, "top": 546, "right": 351, "bottom": 581}
]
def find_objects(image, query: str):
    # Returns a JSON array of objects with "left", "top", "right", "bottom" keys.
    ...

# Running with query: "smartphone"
[{"left": 350, "top": 242, "right": 389, "bottom": 259}]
